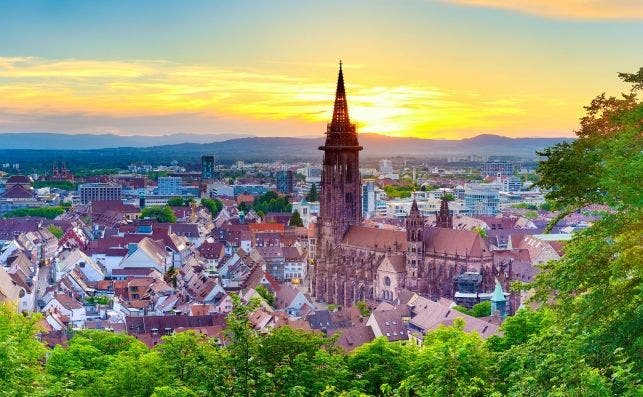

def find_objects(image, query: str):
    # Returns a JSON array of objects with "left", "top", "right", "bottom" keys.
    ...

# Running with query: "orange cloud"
[
  {"left": 442, "top": 0, "right": 643, "bottom": 20},
  {"left": 0, "top": 57, "right": 578, "bottom": 138}
]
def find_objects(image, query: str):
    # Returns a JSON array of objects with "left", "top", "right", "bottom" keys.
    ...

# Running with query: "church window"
[{"left": 384, "top": 276, "right": 391, "bottom": 286}]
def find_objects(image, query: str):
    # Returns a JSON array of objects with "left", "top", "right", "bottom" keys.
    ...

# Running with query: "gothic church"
[{"left": 312, "top": 64, "right": 506, "bottom": 307}]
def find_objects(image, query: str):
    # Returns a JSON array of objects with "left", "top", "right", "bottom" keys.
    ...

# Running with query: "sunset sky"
[{"left": 0, "top": 0, "right": 641, "bottom": 139}]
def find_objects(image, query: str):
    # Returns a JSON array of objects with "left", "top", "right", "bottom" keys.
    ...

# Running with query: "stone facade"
[{"left": 312, "top": 65, "right": 507, "bottom": 307}]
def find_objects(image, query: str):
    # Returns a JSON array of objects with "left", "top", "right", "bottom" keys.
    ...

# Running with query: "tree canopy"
[
  {"left": 141, "top": 206, "right": 177, "bottom": 223},
  {"left": 306, "top": 184, "right": 319, "bottom": 202},
  {"left": 3, "top": 206, "right": 65, "bottom": 219},
  {"left": 289, "top": 210, "right": 303, "bottom": 227},
  {"left": 201, "top": 198, "right": 223, "bottom": 217}
]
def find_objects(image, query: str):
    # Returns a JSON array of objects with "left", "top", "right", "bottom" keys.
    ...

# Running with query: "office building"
[
  {"left": 158, "top": 177, "right": 183, "bottom": 196},
  {"left": 362, "top": 179, "right": 376, "bottom": 219},
  {"left": 201, "top": 155, "right": 216, "bottom": 180},
  {"left": 501, "top": 176, "right": 522, "bottom": 192},
  {"left": 276, "top": 170, "right": 294, "bottom": 194},
  {"left": 481, "top": 161, "right": 514, "bottom": 177},
  {"left": 464, "top": 186, "right": 500, "bottom": 215},
  {"left": 78, "top": 183, "right": 122, "bottom": 205}
]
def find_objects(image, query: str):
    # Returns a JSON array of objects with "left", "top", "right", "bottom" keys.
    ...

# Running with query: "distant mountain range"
[
  {"left": 0, "top": 132, "right": 252, "bottom": 149},
  {"left": 0, "top": 132, "right": 572, "bottom": 170}
]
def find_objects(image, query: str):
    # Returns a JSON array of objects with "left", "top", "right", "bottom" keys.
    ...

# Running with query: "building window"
[{"left": 384, "top": 276, "right": 391, "bottom": 286}]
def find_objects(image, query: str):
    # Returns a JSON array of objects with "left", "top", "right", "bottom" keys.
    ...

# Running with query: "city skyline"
[{"left": 0, "top": 0, "right": 641, "bottom": 139}]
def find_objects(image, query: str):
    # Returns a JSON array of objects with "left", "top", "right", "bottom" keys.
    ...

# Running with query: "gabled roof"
[
  {"left": 90, "top": 200, "right": 139, "bottom": 215},
  {"left": 134, "top": 237, "right": 168, "bottom": 265},
  {"left": 198, "top": 240, "right": 226, "bottom": 260},
  {"left": 0, "top": 266, "right": 21, "bottom": 302},
  {"left": 343, "top": 225, "right": 407, "bottom": 253},
  {"left": 330, "top": 326, "right": 375, "bottom": 352},
  {"left": 51, "top": 293, "right": 83, "bottom": 310},
  {"left": 423, "top": 227, "right": 491, "bottom": 257},
  {"left": 6, "top": 175, "right": 31, "bottom": 184},
  {"left": 369, "top": 308, "right": 408, "bottom": 342},
  {"left": 275, "top": 284, "right": 303, "bottom": 309},
  {"left": 380, "top": 254, "right": 406, "bottom": 273},
  {"left": 249, "top": 222, "right": 285, "bottom": 234},
  {"left": 408, "top": 298, "right": 499, "bottom": 339},
  {"left": 2, "top": 184, "right": 34, "bottom": 199},
  {"left": 169, "top": 223, "right": 200, "bottom": 237}
]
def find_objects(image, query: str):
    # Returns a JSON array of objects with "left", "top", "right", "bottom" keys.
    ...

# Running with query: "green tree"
[
  {"left": 532, "top": 69, "right": 642, "bottom": 377},
  {"left": 453, "top": 301, "right": 492, "bottom": 318},
  {"left": 47, "top": 224, "right": 64, "bottom": 239},
  {"left": 258, "top": 326, "right": 327, "bottom": 378},
  {"left": 156, "top": 331, "right": 228, "bottom": 396},
  {"left": 151, "top": 386, "right": 198, "bottom": 397},
  {"left": 473, "top": 226, "right": 487, "bottom": 238},
  {"left": 45, "top": 330, "right": 149, "bottom": 394},
  {"left": 224, "top": 294, "right": 269, "bottom": 397},
  {"left": 0, "top": 304, "right": 46, "bottom": 396},
  {"left": 33, "top": 180, "right": 77, "bottom": 191},
  {"left": 470, "top": 301, "right": 491, "bottom": 318},
  {"left": 289, "top": 210, "right": 304, "bottom": 227},
  {"left": 201, "top": 198, "right": 223, "bottom": 217},
  {"left": 383, "top": 184, "right": 415, "bottom": 199},
  {"left": 254, "top": 285, "right": 275, "bottom": 306},
  {"left": 347, "top": 337, "right": 414, "bottom": 395},
  {"left": 306, "top": 184, "right": 319, "bottom": 201},
  {"left": 141, "top": 206, "right": 176, "bottom": 223},
  {"left": 524, "top": 209, "right": 538, "bottom": 220},
  {"left": 252, "top": 191, "right": 292, "bottom": 214},
  {"left": 167, "top": 196, "right": 186, "bottom": 207},
  {"left": 399, "top": 319, "right": 493, "bottom": 397},
  {"left": 356, "top": 300, "right": 370, "bottom": 317},
  {"left": 3, "top": 206, "right": 65, "bottom": 219}
]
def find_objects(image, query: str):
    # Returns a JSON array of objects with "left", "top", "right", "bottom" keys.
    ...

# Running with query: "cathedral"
[{"left": 312, "top": 64, "right": 507, "bottom": 307}]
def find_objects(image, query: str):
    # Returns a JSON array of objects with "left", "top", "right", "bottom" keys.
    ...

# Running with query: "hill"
[{"left": 0, "top": 133, "right": 572, "bottom": 171}]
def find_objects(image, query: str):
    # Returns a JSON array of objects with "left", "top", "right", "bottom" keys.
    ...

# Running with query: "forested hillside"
[{"left": 1, "top": 70, "right": 640, "bottom": 397}]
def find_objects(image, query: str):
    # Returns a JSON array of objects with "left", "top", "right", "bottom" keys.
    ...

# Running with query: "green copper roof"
[{"left": 491, "top": 279, "right": 506, "bottom": 302}]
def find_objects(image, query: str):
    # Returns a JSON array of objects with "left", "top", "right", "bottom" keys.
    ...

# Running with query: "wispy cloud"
[
  {"left": 0, "top": 56, "right": 574, "bottom": 138},
  {"left": 441, "top": 0, "right": 643, "bottom": 20}
]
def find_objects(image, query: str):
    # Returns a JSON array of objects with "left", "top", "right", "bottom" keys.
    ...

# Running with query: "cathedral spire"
[
  {"left": 410, "top": 194, "right": 420, "bottom": 215},
  {"left": 436, "top": 194, "right": 453, "bottom": 229},
  {"left": 329, "top": 61, "right": 354, "bottom": 133}
]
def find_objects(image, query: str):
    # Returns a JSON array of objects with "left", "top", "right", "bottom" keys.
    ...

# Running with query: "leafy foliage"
[
  {"left": 167, "top": 197, "right": 188, "bottom": 207},
  {"left": 0, "top": 305, "right": 46, "bottom": 397},
  {"left": 306, "top": 184, "right": 319, "bottom": 201},
  {"left": 254, "top": 285, "right": 275, "bottom": 306},
  {"left": 141, "top": 206, "right": 177, "bottom": 223},
  {"left": 3, "top": 206, "right": 65, "bottom": 219},
  {"left": 32, "top": 180, "right": 77, "bottom": 191},
  {"left": 383, "top": 184, "right": 415, "bottom": 199},
  {"left": 533, "top": 68, "right": 643, "bottom": 374},
  {"left": 47, "top": 224, "right": 64, "bottom": 239},
  {"left": 289, "top": 210, "right": 304, "bottom": 227},
  {"left": 356, "top": 300, "right": 370, "bottom": 317},
  {"left": 201, "top": 198, "right": 223, "bottom": 217},
  {"left": 453, "top": 301, "right": 491, "bottom": 318},
  {"left": 252, "top": 191, "right": 292, "bottom": 215}
]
